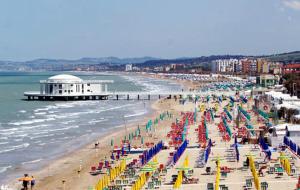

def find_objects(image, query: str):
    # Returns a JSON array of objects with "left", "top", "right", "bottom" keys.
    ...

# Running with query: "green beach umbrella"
[
  {"left": 141, "top": 137, "right": 144, "bottom": 144},
  {"left": 140, "top": 166, "right": 156, "bottom": 172},
  {"left": 111, "top": 139, "right": 114, "bottom": 147},
  {"left": 175, "top": 167, "right": 192, "bottom": 171},
  {"left": 147, "top": 161, "right": 159, "bottom": 167}
]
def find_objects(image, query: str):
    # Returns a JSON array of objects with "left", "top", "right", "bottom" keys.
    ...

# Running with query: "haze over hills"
[{"left": 0, "top": 51, "right": 299, "bottom": 71}]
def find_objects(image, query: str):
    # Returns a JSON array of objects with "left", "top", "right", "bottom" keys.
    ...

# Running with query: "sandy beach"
[{"left": 9, "top": 76, "right": 300, "bottom": 190}]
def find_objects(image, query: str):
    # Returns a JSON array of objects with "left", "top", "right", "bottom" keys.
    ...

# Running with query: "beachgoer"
[
  {"left": 22, "top": 174, "right": 29, "bottom": 190},
  {"left": 30, "top": 176, "right": 35, "bottom": 190},
  {"left": 95, "top": 141, "right": 99, "bottom": 148}
]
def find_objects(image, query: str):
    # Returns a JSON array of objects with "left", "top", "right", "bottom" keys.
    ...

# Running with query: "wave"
[
  {"left": 18, "top": 110, "right": 27, "bottom": 113},
  {"left": 8, "top": 118, "right": 55, "bottom": 126},
  {"left": 0, "top": 143, "right": 30, "bottom": 154},
  {"left": 21, "top": 159, "right": 43, "bottom": 165},
  {"left": 29, "top": 134, "right": 55, "bottom": 140},
  {"left": 88, "top": 119, "right": 107, "bottom": 124},
  {"left": 124, "top": 111, "right": 146, "bottom": 118},
  {"left": 34, "top": 112, "right": 47, "bottom": 115},
  {"left": 0, "top": 142, "right": 9, "bottom": 145},
  {"left": 45, "top": 125, "right": 79, "bottom": 132},
  {"left": 0, "top": 165, "right": 12, "bottom": 174}
]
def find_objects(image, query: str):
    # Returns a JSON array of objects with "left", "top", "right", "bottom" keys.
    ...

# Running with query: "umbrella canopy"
[
  {"left": 140, "top": 166, "right": 156, "bottom": 172},
  {"left": 175, "top": 167, "right": 192, "bottom": 171},
  {"left": 147, "top": 161, "right": 159, "bottom": 166}
]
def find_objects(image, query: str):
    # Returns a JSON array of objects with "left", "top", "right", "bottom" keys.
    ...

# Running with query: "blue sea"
[{"left": 0, "top": 71, "right": 182, "bottom": 185}]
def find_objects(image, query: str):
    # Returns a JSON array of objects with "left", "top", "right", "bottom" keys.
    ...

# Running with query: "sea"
[{"left": 0, "top": 71, "right": 182, "bottom": 185}]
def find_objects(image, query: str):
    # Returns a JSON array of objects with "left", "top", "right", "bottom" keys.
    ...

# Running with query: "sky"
[{"left": 0, "top": 0, "right": 300, "bottom": 61}]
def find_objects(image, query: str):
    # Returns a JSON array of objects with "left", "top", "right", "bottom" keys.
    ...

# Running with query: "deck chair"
[
  {"left": 147, "top": 181, "right": 154, "bottom": 189},
  {"left": 246, "top": 179, "right": 252, "bottom": 188},
  {"left": 261, "top": 182, "right": 268, "bottom": 190},
  {"left": 207, "top": 183, "right": 214, "bottom": 190},
  {"left": 268, "top": 167, "right": 275, "bottom": 174}
]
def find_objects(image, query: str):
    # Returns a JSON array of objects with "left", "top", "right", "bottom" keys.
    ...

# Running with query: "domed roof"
[{"left": 47, "top": 74, "right": 82, "bottom": 82}]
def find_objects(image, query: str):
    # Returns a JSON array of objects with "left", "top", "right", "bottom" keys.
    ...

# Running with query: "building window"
[
  {"left": 59, "top": 84, "right": 62, "bottom": 89},
  {"left": 59, "top": 90, "right": 62, "bottom": 94},
  {"left": 87, "top": 83, "right": 90, "bottom": 86},
  {"left": 70, "top": 84, "right": 73, "bottom": 87}
]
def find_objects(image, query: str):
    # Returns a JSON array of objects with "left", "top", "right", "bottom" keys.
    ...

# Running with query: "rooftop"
[{"left": 47, "top": 74, "right": 83, "bottom": 82}]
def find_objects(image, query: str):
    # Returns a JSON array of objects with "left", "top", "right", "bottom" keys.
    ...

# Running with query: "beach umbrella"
[
  {"left": 111, "top": 139, "right": 114, "bottom": 147},
  {"left": 140, "top": 166, "right": 156, "bottom": 172},
  {"left": 147, "top": 161, "right": 159, "bottom": 167},
  {"left": 175, "top": 166, "right": 192, "bottom": 171},
  {"left": 141, "top": 137, "right": 144, "bottom": 145}
]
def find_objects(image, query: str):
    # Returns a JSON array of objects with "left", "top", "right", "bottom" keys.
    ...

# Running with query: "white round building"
[{"left": 24, "top": 74, "right": 113, "bottom": 100}]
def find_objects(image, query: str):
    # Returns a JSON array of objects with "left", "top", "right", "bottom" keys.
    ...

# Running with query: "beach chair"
[
  {"left": 261, "top": 182, "right": 268, "bottom": 190},
  {"left": 122, "top": 179, "right": 129, "bottom": 185},
  {"left": 155, "top": 180, "right": 162, "bottom": 186},
  {"left": 147, "top": 181, "right": 154, "bottom": 189},
  {"left": 206, "top": 167, "right": 211, "bottom": 175},
  {"left": 291, "top": 166, "right": 296, "bottom": 175},
  {"left": 219, "top": 185, "right": 228, "bottom": 190},
  {"left": 221, "top": 171, "right": 227, "bottom": 178},
  {"left": 242, "top": 161, "right": 248, "bottom": 171},
  {"left": 268, "top": 166, "right": 275, "bottom": 174},
  {"left": 116, "top": 179, "right": 122, "bottom": 185},
  {"left": 162, "top": 168, "right": 167, "bottom": 174},
  {"left": 207, "top": 183, "right": 214, "bottom": 190},
  {"left": 245, "top": 179, "right": 252, "bottom": 188}
]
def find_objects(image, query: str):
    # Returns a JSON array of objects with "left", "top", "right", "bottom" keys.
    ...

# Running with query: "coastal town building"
[
  {"left": 283, "top": 63, "right": 300, "bottom": 74},
  {"left": 24, "top": 74, "right": 113, "bottom": 100},
  {"left": 241, "top": 59, "right": 251, "bottom": 74},
  {"left": 125, "top": 64, "right": 133, "bottom": 71},
  {"left": 215, "top": 59, "right": 238, "bottom": 73},
  {"left": 256, "top": 74, "right": 278, "bottom": 87},
  {"left": 257, "top": 59, "right": 270, "bottom": 74}
]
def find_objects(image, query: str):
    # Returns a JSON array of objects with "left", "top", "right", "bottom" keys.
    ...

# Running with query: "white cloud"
[{"left": 282, "top": 0, "right": 300, "bottom": 10}]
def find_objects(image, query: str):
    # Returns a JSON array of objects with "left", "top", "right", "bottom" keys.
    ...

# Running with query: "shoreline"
[{"left": 6, "top": 100, "right": 157, "bottom": 189}]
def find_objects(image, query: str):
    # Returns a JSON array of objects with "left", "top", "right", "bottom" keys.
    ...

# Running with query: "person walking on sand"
[
  {"left": 22, "top": 174, "right": 29, "bottom": 190},
  {"left": 30, "top": 176, "right": 35, "bottom": 190}
]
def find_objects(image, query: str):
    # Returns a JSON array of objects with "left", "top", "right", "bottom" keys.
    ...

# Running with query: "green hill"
[{"left": 265, "top": 51, "right": 300, "bottom": 63}]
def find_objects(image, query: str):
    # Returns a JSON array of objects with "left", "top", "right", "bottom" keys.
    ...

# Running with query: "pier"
[{"left": 24, "top": 91, "right": 235, "bottom": 101}]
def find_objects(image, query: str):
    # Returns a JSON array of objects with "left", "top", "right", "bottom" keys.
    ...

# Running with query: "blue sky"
[{"left": 0, "top": 0, "right": 300, "bottom": 61}]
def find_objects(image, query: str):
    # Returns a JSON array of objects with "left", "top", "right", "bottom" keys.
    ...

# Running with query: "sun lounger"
[
  {"left": 207, "top": 183, "right": 214, "bottom": 190},
  {"left": 261, "top": 182, "right": 268, "bottom": 190},
  {"left": 268, "top": 167, "right": 275, "bottom": 174},
  {"left": 220, "top": 185, "right": 228, "bottom": 190},
  {"left": 245, "top": 179, "right": 252, "bottom": 188}
]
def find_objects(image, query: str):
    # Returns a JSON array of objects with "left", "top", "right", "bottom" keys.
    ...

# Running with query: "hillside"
[{"left": 265, "top": 51, "right": 300, "bottom": 63}]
